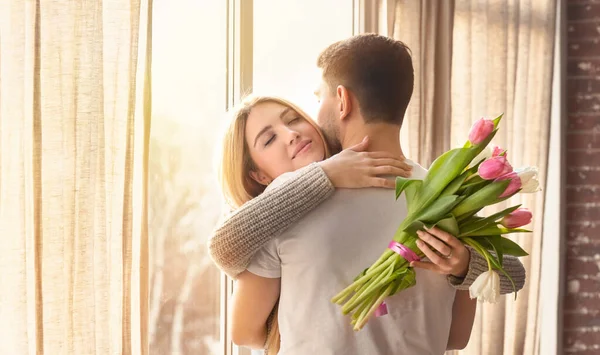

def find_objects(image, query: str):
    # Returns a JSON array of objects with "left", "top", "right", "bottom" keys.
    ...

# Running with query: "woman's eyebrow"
[{"left": 253, "top": 125, "right": 273, "bottom": 147}]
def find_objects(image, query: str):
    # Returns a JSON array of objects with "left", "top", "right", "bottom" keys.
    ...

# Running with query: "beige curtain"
[
  {"left": 0, "top": 1, "right": 152, "bottom": 354},
  {"left": 393, "top": 0, "right": 455, "bottom": 166},
  {"left": 385, "top": 0, "right": 556, "bottom": 354}
]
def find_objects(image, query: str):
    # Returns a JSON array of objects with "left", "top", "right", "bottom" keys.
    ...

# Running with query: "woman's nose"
[{"left": 287, "top": 130, "right": 300, "bottom": 145}]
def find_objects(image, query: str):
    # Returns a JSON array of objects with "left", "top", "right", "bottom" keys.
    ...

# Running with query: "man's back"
[{"left": 248, "top": 162, "right": 456, "bottom": 355}]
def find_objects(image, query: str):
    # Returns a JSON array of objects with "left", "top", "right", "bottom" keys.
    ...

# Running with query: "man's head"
[{"left": 314, "top": 34, "right": 414, "bottom": 152}]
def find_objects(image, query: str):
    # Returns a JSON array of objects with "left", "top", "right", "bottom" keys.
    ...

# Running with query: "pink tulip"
[
  {"left": 496, "top": 172, "right": 522, "bottom": 198},
  {"left": 478, "top": 156, "right": 513, "bottom": 180},
  {"left": 500, "top": 208, "right": 533, "bottom": 228},
  {"left": 492, "top": 146, "right": 506, "bottom": 157},
  {"left": 469, "top": 118, "right": 495, "bottom": 145}
]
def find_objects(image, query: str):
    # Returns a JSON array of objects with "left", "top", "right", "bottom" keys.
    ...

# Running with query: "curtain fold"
[
  {"left": 394, "top": 0, "right": 455, "bottom": 167},
  {"left": 0, "top": 0, "right": 151, "bottom": 353},
  {"left": 385, "top": 1, "right": 557, "bottom": 354}
]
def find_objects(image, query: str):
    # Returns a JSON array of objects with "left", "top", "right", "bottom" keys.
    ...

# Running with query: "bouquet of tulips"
[{"left": 331, "top": 114, "right": 541, "bottom": 331}]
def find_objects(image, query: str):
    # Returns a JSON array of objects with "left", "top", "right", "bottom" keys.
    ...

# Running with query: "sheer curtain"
[
  {"left": 0, "top": 1, "right": 152, "bottom": 354},
  {"left": 368, "top": 0, "right": 557, "bottom": 354},
  {"left": 450, "top": 2, "right": 556, "bottom": 354}
]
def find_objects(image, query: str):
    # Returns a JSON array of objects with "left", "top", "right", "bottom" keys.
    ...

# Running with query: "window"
[
  {"left": 149, "top": 1, "right": 226, "bottom": 354},
  {"left": 253, "top": 0, "right": 354, "bottom": 117},
  {"left": 149, "top": 1, "right": 355, "bottom": 354}
]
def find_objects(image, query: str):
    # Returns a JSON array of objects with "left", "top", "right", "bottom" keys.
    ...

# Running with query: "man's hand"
[{"left": 410, "top": 227, "right": 470, "bottom": 277}]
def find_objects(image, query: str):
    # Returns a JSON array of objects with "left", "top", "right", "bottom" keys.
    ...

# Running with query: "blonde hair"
[{"left": 216, "top": 95, "right": 330, "bottom": 354}]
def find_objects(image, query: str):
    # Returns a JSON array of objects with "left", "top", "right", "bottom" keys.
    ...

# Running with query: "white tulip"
[
  {"left": 469, "top": 270, "right": 500, "bottom": 303},
  {"left": 515, "top": 166, "right": 542, "bottom": 193}
]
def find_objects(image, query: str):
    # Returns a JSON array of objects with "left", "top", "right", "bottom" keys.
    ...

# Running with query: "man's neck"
[{"left": 342, "top": 123, "right": 405, "bottom": 158}]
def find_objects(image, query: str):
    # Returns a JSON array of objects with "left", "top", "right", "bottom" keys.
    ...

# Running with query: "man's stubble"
[{"left": 319, "top": 112, "right": 343, "bottom": 155}]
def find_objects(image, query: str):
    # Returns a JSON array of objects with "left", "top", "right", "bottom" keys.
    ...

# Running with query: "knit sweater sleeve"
[
  {"left": 208, "top": 163, "right": 334, "bottom": 279},
  {"left": 447, "top": 246, "right": 526, "bottom": 295}
]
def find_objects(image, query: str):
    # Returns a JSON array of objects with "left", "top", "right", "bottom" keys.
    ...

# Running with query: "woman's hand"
[
  {"left": 411, "top": 227, "right": 470, "bottom": 278},
  {"left": 318, "top": 136, "right": 412, "bottom": 189}
]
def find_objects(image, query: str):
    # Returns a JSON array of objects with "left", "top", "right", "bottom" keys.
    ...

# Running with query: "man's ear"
[
  {"left": 336, "top": 85, "right": 352, "bottom": 121},
  {"left": 249, "top": 170, "right": 271, "bottom": 186}
]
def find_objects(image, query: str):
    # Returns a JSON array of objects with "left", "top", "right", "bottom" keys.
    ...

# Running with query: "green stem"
[
  {"left": 366, "top": 249, "right": 394, "bottom": 273},
  {"left": 463, "top": 237, "right": 492, "bottom": 270},
  {"left": 331, "top": 257, "right": 394, "bottom": 303},
  {"left": 342, "top": 261, "right": 395, "bottom": 314},
  {"left": 341, "top": 278, "right": 372, "bottom": 308},
  {"left": 354, "top": 283, "right": 394, "bottom": 331},
  {"left": 354, "top": 293, "right": 379, "bottom": 329}
]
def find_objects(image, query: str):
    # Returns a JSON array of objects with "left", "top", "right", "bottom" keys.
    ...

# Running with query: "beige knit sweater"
[{"left": 208, "top": 163, "right": 526, "bottom": 293}]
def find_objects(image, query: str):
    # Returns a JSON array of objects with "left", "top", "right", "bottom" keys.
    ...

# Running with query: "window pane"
[
  {"left": 253, "top": 0, "right": 354, "bottom": 117},
  {"left": 149, "top": 1, "right": 226, "bottom": 354}
]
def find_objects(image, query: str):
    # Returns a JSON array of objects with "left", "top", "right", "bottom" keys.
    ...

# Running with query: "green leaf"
[
  {"left": 461, "top": 224, "right": 531, "bottom": 237},
  {"left": 390, "top": 268, "right": 416, "bottom": 296},
  {"left": 456, "top": 210, "right": 481, "bottom": 224},
  {"left": 451, "top": 180, "right": 511, "bottom": 217},
  {"left": 492, "top": 113, "right": 504, "bottom": 127},
  {"left": 439, "top": 171, "right": 470, "bottom": 198},
  {"left": 405, "top": 181, "right": 422, "bottom": 211},
  {"left": 460, "top": 205, "right": 521, "bottom": 232},
  {"left": 457, "top": 175, "right": 490, "bottom": 195},
  {"left": 413, "top": 119, "right": 502, "bottom": 216},
  {"left": 412, "top": 148, "right": 472, "bottom": 213},
  {"left": 414, "top": 195, "right": 463, "bottom": 224},
  {"left": 479, "top": 235, "right": 504, "bottom": 266},
  {"left": 435, "top": 215, "right": 460, "bottom": 237},
  {"left": 395, "top": 178, "right": 422, "bottom": 201},
  {"left": 500, "top": 238, "right": 529, "bottom": 257},
  {"left": 405, "top": 214, "right": 460, "bottom": 237}
]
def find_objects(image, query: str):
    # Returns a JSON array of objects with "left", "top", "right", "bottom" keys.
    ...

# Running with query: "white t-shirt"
[{"left": 247, "top": 160, "right": 456, "bottom": 355}]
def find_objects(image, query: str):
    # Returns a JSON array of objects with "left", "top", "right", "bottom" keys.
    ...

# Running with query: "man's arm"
[
  {"left": 446, "top": 290, "right": 477, "bottom": 350},
  {"left": 230, "top": 271, "right": 281, "bottom": 349}
]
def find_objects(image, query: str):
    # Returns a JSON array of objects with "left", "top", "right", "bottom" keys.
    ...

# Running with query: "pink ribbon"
[
  {"left": 375, "top": 242, "right": 421, "bottom": 318},
  {"left": 388, "top": 241, "right": 421, "bottom": 263},
  {"left": 375, "top": 302, "right": 388, "bottom": 317}
]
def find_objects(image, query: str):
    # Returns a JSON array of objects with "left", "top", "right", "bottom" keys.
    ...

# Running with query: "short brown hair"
[{"left": 317, "top": 33, "right": 414, "bottom": 125}]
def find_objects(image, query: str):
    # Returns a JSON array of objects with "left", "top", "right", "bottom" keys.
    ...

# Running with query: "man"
[{"left": 234, "top": 34, "right": 518, "bottom": 354}]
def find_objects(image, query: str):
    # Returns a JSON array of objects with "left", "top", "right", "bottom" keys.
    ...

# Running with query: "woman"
[{"left": 209, "top": 95, "right": 526, "bottom": 354}]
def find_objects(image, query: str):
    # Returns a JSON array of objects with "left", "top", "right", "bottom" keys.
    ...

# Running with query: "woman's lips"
[{"left": 293, "top": 141, "right": 312, "bottom": 159}]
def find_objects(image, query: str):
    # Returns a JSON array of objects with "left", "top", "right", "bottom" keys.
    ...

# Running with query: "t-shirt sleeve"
[{"left": 246, "top": 239, "right": 282, "bottom": 278}]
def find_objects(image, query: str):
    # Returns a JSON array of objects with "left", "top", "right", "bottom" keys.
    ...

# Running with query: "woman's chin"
[{"left": 293, "top": 152, "right": 322, "bottom": 169}]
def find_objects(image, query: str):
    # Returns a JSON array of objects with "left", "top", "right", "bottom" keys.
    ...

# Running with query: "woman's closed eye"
[
  {"left": 264, "top": 134, "right": 276, "bottom": 147},
  {"left": 287, "top": 116, "right": 301, "bottom": 125}
]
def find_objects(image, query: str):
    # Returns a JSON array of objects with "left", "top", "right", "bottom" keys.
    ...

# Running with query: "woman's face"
[{"left": 245, "top": 101, "right": 326, "bottom": 185}]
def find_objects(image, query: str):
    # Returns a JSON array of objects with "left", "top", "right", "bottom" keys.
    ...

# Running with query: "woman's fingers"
[
  {"left": 348, "top": 136, "right": 369, "bottom": 152},
  {"left": 371, "top": 165, "right": 412, "bottom": 178},
  {"left": 373, "top": 177, "right": 396, "bottom": 189},
  {"left": 364, "top": 151, "right": 406, "bottom": 160},
  {"left": 416, "top": 230, "right": 453, "bottom": 257},
  {"left": 424, "top": 227, "right": 463, "bottom": 249},
  {"left": 372, "top": 158, "right": 413, "bottom": 172},
  {"left": 415, "top": 238, "right": 445, "bottom": 266},
  {"left": 410, "top": 260, "right": 438, "bottom": 272},
  {"left": 415, "top": 228, "right": 470, "bottom": 277}
]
